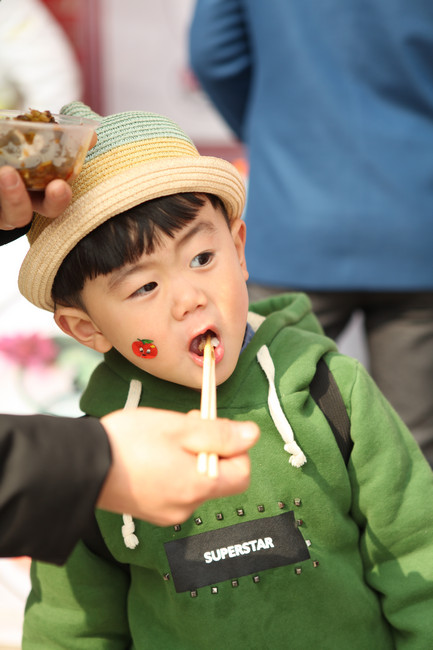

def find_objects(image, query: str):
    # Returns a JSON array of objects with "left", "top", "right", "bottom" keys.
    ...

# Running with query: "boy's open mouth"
[{"left": 189, "top": 329, "right": 219, "bottom": 357}]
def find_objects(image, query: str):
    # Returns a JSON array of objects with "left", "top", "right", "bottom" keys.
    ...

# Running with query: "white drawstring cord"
[
  {"left": 257, "top": 345, "right": 307, "bottom": 468},
  {"left": 121, "top": 379, "right": 142, "bottom": 549}
]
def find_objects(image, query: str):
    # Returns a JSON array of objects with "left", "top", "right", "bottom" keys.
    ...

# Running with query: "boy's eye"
[
  {"left": 132, "top": 281, "right": 157, "bottom": 297},
  {"left": 191, "top": 251, "right": 213, "bottom": 268}
]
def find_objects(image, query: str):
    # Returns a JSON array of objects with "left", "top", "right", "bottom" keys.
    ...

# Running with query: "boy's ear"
[
  {"left": 54, "top": 306, "right": 112, "bottom": 353},
  {"left": 231, "top": 218, "right": 249, "bottom": 281}
]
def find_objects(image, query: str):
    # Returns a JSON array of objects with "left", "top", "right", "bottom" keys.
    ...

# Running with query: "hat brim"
[{"left": 18, "top": 156, "right": 245, "bottom": 311}]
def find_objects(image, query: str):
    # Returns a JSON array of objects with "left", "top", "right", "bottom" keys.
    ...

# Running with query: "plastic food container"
[{"left": 0, "top": 109, "right": 98, "bottom": 190}]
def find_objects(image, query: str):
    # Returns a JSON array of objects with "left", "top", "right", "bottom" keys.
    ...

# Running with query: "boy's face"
[{"left": 60, "top": 200, "right": 249, "bottom": 390}]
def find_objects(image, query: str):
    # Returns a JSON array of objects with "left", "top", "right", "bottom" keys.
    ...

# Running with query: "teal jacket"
[{"left": 23, "top": 294, "right": 433, "bottom": 648}]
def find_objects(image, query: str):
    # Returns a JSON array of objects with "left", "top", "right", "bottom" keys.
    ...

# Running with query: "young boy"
[{"left": 19, "top": 102, "right": 433, "bottom": 648}]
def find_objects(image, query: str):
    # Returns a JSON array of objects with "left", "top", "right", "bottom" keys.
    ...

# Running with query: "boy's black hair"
[{"left": 52, "top": 193, "right": 229, "bottom": 310}]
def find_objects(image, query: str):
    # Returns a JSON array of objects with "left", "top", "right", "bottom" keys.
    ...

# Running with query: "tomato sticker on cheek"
[{"left": 132, "top": 338, "right": 158, "bottom": 359}]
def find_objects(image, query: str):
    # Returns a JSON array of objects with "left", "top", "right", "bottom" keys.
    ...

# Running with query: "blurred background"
[{"left": 0, "top": 1, "right": 366, "bottom": 647}]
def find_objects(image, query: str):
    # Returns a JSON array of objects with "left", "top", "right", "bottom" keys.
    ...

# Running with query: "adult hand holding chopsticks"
[{"left": 102, "top": 408, "right": 259, "bottom": 527}]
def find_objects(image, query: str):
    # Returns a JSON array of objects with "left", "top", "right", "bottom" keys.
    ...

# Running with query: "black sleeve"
[
  {"left": 0, "top": 413, "right": 111, "bottom": 565},
  {"left": 0, "top": 224, "right": 31, "bottom": 245}
]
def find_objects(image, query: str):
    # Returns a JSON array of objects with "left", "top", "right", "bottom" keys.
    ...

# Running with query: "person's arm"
[
  {"left": 0, "top": 410, "right": 258, "bottom": 565},
  {"left": 0, "top": 223, "right": 31, "bottom": 245},
  {"left": 0, "top": 414, "right": 110, "bottom": 564},
  {"left": 0, "top": 166, "right": 73, "bottom": 233},
  {"left": 189, "top": 0, "right": 252, "bottom": 139},
  {"left": 342, "top": 360, "right": 433, "bottom": 645}
]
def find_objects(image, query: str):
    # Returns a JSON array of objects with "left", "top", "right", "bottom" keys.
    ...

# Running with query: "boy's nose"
[{"left": 170, "top": 280, "right": 207, "bottom": 321}]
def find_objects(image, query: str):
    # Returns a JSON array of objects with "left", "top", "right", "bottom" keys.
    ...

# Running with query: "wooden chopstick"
[{"left": 197, "top": 334, "right": 219, "bottom": 478}]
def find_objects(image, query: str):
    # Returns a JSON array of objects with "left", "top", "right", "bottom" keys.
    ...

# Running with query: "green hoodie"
[{"left": 24, "top": 293, "right": 433, "bottom": 649}]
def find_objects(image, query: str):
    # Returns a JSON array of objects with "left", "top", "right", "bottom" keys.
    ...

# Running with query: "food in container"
[{"left": 0, "top": 109, "right": 97, "bottom": 190}]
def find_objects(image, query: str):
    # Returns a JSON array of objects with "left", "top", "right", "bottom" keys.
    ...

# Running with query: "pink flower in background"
[
  {"left": 0, "top": 331, "right": 99, "bottom": 414},
  {"left": 0, "top": 333, "right": 59, "bottom": 368}
]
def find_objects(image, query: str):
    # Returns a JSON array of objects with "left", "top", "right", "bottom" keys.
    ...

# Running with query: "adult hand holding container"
[{"left": 0, "top": 109, "right": 98, "bottom": 190}]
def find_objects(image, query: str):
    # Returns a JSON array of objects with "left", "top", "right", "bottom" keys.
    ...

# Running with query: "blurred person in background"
[
  {"left": 0, "top": 0, "right": 82, "bottom": 112},
  {"left": 189, "top": 0, "right": 433, "bottom": 467}
]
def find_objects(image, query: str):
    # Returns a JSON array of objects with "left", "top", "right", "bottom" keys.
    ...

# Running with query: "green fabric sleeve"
[
  {"left": 345, "top": 360, "right": 433, "bottom": 647},
  {"left": 23, "top": 540, "right": 131, "bottom": 649}
]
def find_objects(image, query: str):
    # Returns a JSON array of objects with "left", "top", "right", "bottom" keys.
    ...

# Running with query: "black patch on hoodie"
[{"left": 164, "top": 511, "right": 310, "bottom": 592}]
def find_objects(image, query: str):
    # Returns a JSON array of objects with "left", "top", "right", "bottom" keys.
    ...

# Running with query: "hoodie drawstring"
[
  {"left": 121, "top": 379, "right": 142, "bottom": 549},
  {"left": 257, "top": 345, "right": 307, "bottom": 468}
]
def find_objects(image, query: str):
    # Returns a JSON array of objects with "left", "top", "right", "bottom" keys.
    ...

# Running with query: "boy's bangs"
[{"left": 52, "top": 193, "right": 226, "bottom": 308}]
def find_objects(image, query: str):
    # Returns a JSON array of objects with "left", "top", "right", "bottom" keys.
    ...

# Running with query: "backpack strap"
[{"left": 310, "top": 358, "right": 352, "bottom": 465}]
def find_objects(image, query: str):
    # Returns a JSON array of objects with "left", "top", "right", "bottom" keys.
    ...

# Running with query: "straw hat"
[{"left": 18, "top": 102, "right": 246, "bottom": 312}]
